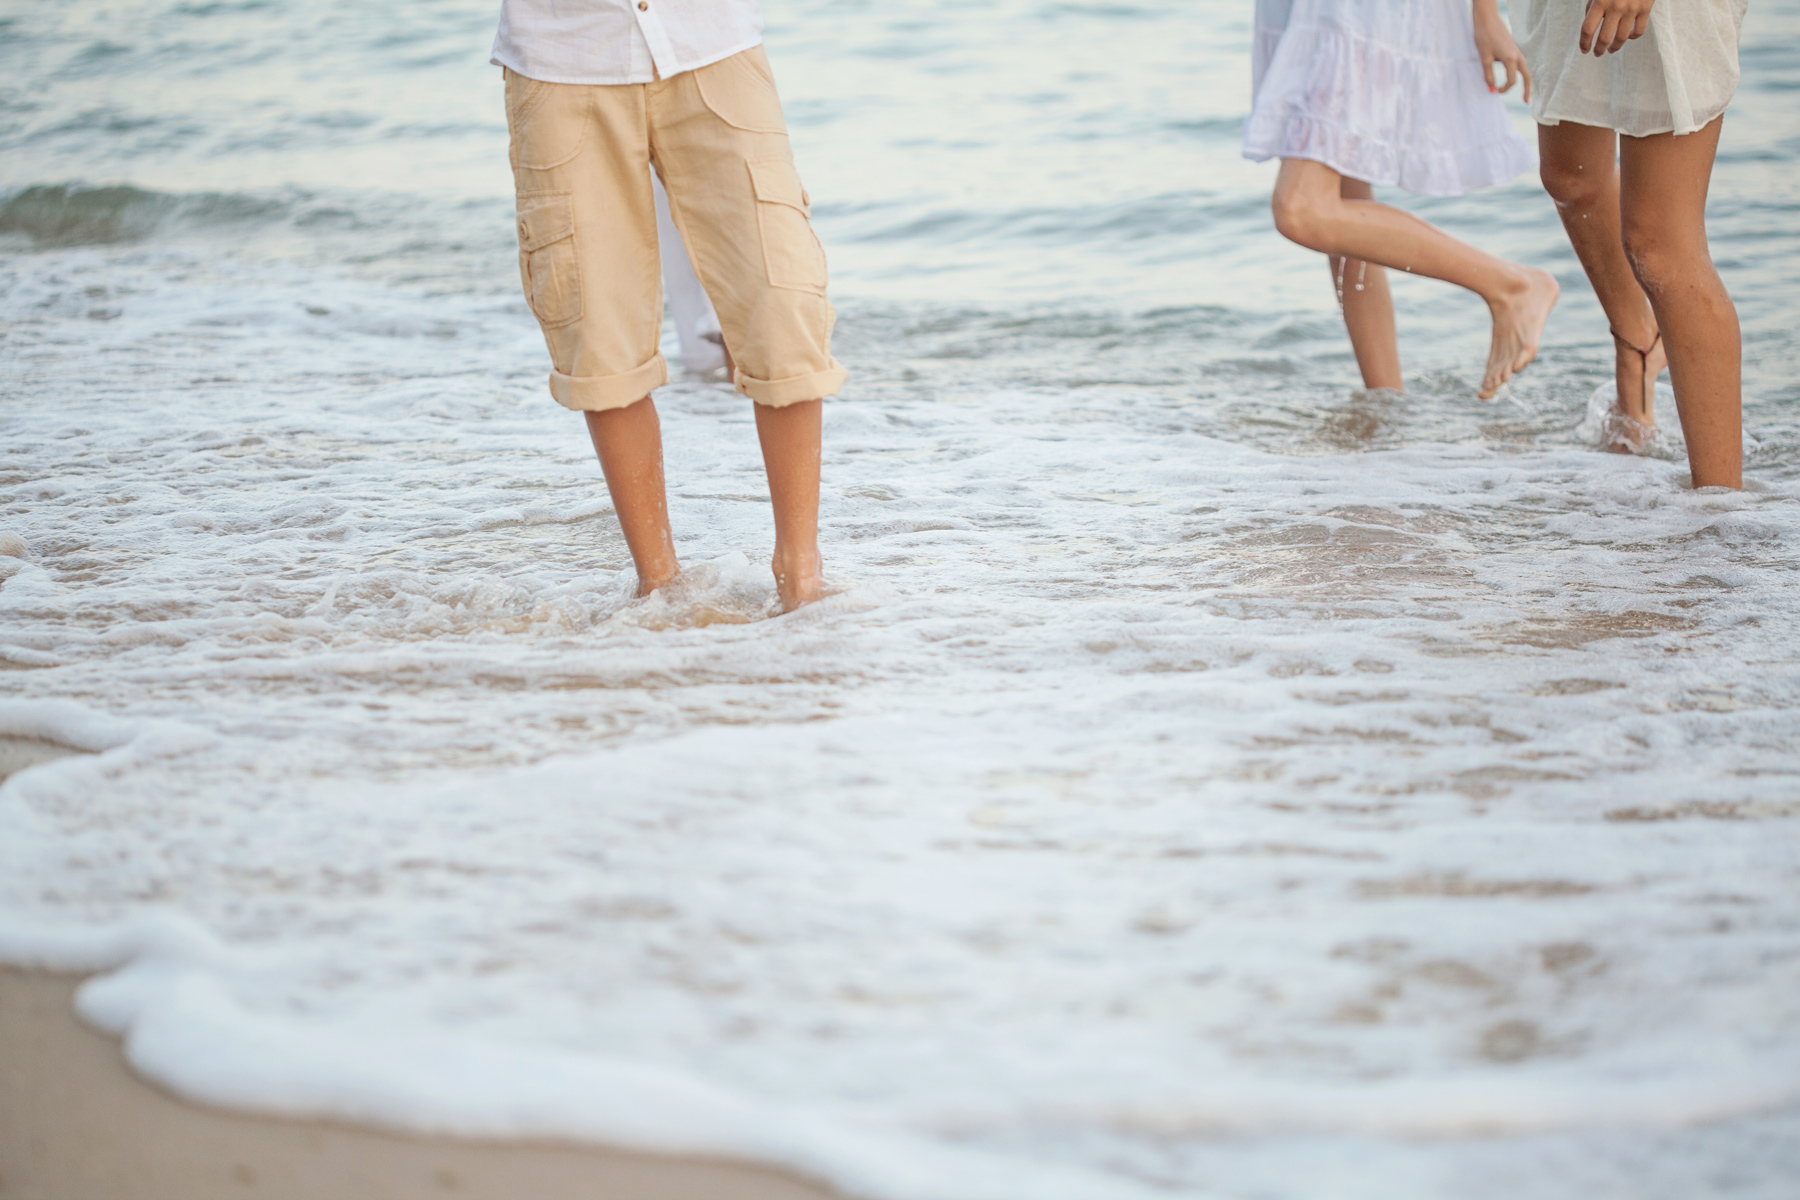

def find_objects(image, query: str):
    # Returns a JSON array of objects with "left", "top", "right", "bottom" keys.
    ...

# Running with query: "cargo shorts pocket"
[
  {"left": 747, "top": 158, "right": 827, "bottom": 295},
  {"left": 695, "top": 48, "right": 789, "bottom": 135},
  {"left": 515, "top": 191, "right": 583, "bottom": 329}
]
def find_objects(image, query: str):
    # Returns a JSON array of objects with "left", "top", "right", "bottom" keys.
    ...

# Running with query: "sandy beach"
[{"left": 0, "top": 968, "right": 841, "bottom": 1200}]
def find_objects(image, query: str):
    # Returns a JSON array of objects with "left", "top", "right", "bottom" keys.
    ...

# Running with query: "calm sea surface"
[{"left": 3, "top": 3, "right": 1799, "bottom": 1197}]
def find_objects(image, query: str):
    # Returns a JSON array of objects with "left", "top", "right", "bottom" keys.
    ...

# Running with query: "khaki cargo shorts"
[{"left": 504, "top": 48, "right": 848, "bottom": 411}]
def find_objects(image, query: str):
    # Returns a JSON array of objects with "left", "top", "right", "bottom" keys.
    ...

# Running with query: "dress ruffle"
[{"left": 1243, "top": 1, "right": 1536, "bottom": 198}]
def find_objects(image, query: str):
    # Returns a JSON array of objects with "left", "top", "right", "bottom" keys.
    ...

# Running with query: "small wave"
[
  {"left": 836, "top": 191, "right": 1265, "bottom": 248},
  {"left": 598, "top": 554, "right": 871, "bottom": 631},
  {"left": 606, "top": 553, "right": 779, "bottom": 630},
  {"left": 1575, "top": 381, "right": 1761, "bottom": 465},
  {"left": 0, "top": 183, "right": 288, "bottom": 248},
  {"left": 1575, "top": 381, "right": 1685, "bottom": 460}
]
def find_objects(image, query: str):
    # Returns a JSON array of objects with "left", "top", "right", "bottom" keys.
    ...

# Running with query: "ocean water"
[{"left": 3, "top": 2, "right": 1800, "bottom": 1197}]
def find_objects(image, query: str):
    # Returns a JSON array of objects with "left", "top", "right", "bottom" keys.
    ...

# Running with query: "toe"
[
  {"left": 1480, "top": 356, "right": 1508, "bottom": 399},
  {"left": 1491, "top": 363, "right": 1516, "bottom": 397}
]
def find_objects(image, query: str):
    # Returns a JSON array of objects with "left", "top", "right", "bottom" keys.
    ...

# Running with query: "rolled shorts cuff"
[
  {"left": 733, "top": 358, "right": 849, "bottom": 407},
  {"left": 549, "top": 355, "right": 669, "bottom": 412}
]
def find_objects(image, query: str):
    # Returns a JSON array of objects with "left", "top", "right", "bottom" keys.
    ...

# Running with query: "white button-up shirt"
[{"left": 491, "top": 0, "right": 764, "bottom": 86}]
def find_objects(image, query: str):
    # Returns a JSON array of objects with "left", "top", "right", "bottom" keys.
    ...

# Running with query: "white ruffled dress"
[
  {"left": 1513, "top": 0, "right": 1747, "bottom": 138},
  {"left": 1242, "top": 0, "right": 1536, "bottom": 197}
]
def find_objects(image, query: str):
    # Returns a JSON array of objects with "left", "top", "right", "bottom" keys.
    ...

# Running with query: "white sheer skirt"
[
  {"left": 1514, "top": 0, "right": 1747, "bottom": 138},
  {"left": 1243, "top": 0, "right": 1536, "bottom": 197}
]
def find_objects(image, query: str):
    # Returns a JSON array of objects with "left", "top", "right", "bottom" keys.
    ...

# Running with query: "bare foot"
[
  {"left": 1479, "top": 267, "right": 1560, "bottom": 399},
  {"left": 1600, "top": 407, "right": 1658, "bottom": 456},
  {"left": 772, "top": 551, "right": 824, "bottom": 613},
  {"left": 635, "top": 565, "right": 680, "bottom": 599}
]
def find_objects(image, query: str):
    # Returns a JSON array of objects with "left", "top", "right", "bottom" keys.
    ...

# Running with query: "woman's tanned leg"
[
  {"left": 1538, "top": 120, "right": 1665, "bottom": 424},
  {"left": 1618, "top": 116, "right": 1741, "bottom": 489},
  {"left": 1272, "top": 157, "right": 1559, "bottom": 398},
  {"left": 753, "top": 398, "right": 825, "bottom": 612},
  {"left": 1332, "top": 178, "right": 1403, "bottom": 391},
  {"left": 585, "top": 398, "right": 681, "bottom": 596}
]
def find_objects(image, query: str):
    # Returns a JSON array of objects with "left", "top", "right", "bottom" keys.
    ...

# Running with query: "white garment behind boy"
[{"left": 654, "top": 171, "right": 727, "bottom": 374}]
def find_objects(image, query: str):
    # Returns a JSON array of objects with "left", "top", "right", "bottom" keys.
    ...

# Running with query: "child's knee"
[
  {"left": 1620, "top": 223, "right": 1680, "bottom": 297},
  {"left": 1539, "top": 161, "right": 1605, "bottom": 211},
  {"left": 1270, "top": 189, "right": 1325, "bottom": 250}
]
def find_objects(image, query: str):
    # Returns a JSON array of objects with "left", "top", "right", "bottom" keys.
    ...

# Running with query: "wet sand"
[
  {"left": 0, "top": 736, "right": 83, "bottom": 781},
  {"left": 0, "top": 968, "right": 842, "bottom": 1200}
]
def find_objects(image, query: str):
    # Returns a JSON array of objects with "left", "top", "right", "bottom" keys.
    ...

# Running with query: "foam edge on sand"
[
  {"left": 0, "top": 913, "right": 1181, "bottom": 1200},
  {"left": 0, "top": 966, "right": 843, "bottom": 1200}
]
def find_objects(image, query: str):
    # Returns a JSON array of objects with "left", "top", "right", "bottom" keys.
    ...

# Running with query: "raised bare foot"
[
  {"left": 1479, "top": 267, "right": 1560, "bottom": 399},
  {"left": 771, "top": 551, "right": 824, "bottom": 613}
]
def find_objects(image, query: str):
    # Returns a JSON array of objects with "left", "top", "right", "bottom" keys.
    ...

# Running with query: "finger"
[
  {"left": 1607, "top": 10, "right": 1631, "bottom": 53},
  {"left": 1629, "top": 12, "right": 1649, "bottom": 41},
  {"left": 1594, "top": 13, "right": 1621, "bottom": 56},
  {"left": 1521, "top": 61, "right": 1533, "bottom": 105},
  {"left": 1483, "top": 55, "right": 1497, "bottom": 93},
  {"left": 1579, "top": 1, "right": 1605, "bottom": 53}
]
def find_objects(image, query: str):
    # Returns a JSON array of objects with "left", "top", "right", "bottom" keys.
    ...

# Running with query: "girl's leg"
[
  {"left": 1618, "top": 116, "right": 1741, "bottom": 489},
  {"left": 1272, "top": 157, "right": 1559, "bottom": 398},
  {"left": 753, "top": 398, "right": 825, "bottom": 612},
  {"left": 1332, "top": 178, "right": 1403, "bottom": 391},
  {"left": 585, "top": 399, "right": 682, "bottom": 597},
  {"left": 1537, "top": 121, "right": 1665, "bottom": 425}
]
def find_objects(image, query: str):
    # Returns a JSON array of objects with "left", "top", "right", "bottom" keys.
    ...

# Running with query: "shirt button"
[{"left": 638, "top": 1, "right": 648, "bottom": 8}]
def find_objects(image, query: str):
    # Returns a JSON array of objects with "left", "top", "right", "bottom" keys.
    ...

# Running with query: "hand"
[
  {"left": 1472, "top": 0, "right": 1531, "bottom": 101},
  {"left": 1579, "top": 0, "right": 1654, "bottom": 55}
]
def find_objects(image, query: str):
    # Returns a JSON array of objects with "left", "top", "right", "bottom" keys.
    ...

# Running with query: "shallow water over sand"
[{"left": 3, "top": 3, "right": 1799, "bottom": 1198}]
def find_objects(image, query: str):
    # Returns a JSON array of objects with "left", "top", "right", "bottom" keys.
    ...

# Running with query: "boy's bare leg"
[
  {"left": 1272, "top": 157, "right": 1559, "bottom": 398},
  {"left": 1538, "top": 121, "right": 1665, "bottom": 424},
  {"left": 1333, "top": 179, "right": 1403, "bottom": 391},
  {"left": 753, "top": 398, "right": 824, "bottom": 612},
  {"left": 1618, "top": 117, "right": 1741, "bottom": 489},
  {"left": 584, "top": 398, "right": 681, "bottom": 596}
]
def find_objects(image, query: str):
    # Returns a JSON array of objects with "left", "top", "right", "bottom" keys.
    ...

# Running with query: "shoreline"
[{"left": 0, "top": 967, "right": 843, "bottom": 1200}]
